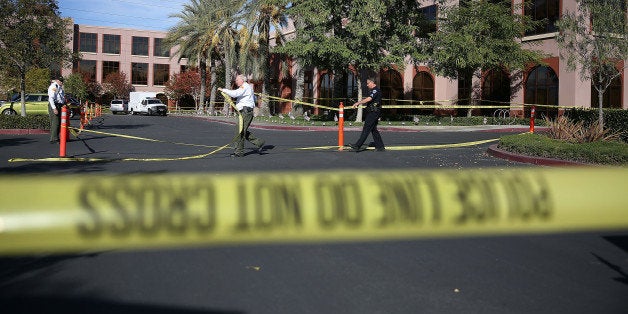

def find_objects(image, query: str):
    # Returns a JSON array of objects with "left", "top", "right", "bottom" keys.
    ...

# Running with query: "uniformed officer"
[
  {"left": 349, "top": 77, "right": 385, "bottom": 152},
  {"left": 47, "top": 77, "right": 65, "bottom": 143},
  {"left": 218, "top": 74, "right": 265, "bottom": 157}
]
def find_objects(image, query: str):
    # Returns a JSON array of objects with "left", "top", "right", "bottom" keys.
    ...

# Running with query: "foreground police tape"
[{"left": 1, "top": 167, "right": 626, "bottom": 255}]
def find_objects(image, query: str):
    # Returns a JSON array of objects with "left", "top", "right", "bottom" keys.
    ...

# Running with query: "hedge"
[
  {"left": 0, "top": 115, "right": 50, "bottom": 130},
  {"left": 564, "top": 108, "right": 628, "bottom": 142}
]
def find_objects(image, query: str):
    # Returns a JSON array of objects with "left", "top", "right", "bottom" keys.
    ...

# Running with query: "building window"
[
  {"left": 132, "top": 62, "right": 148, "bottom": 85},
  {"left": 456, "top": 71, "right": 473, "bottom": 116},
  {"left": 525, "top": 65, "right": 558, "bottom": 118},
  {"left": 78, "top": 60, "right": 97, "bottom": 81},
  {"left": 380, "top": 69, "right": 403, "bottom": 108},
  {"left": 79, "top": 32, "right": 97, "bottom": 53},
  {"left": 154, "top": 38, "right": 170, "bottom": 57},
  {"left": 340, "top": 71, "right": 358, "bottom": 103},
  {"left": 102, "top": 61, "right": 120, "bottom": 80},
  {"left": 418, "top": 5, "right": 437, "bottom": 37},
  {"left": 103, "top": 34, "right": 121, "bottom": 54},
  {"left": 180, "top": 65, "right": 188, "bottom": 73},
  {"left": 525, "top": 0, "right": 560, "bottom": 36},
  {"left": 132, "top": 36, "right": 149, "bottom": 56},
  {"left": 591, "top": 72, "right": 622, "bottom": 109},
  {"left": 318, "top": 72, "right": 333, "bottom": 109},
  {"left": 153, "top": 64, "right": 170, "bottom": 86},
  {"left": 482, "top": 68, "right": 511, "bottom": 116},
  {"left": 303, "top": 69, "right": 313, "bottom": 102},
  {"left": 413, "top": 71, "right": 435, "bottom": 114}
]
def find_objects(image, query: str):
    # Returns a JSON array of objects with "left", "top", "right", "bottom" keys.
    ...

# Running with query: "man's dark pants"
[
  {"left": 354, "top": 109, "right": 384, "bottom": 150},
  {"left": 234, "top": 107, "right": 264, "bottom": 155},
  {"left": 48, "top": 104, "right": 61, "bottom": 142}
]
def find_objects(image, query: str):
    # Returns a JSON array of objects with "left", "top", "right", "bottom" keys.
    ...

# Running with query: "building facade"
[
  {"left": 270, "top": 0, "right": 627, "bottom": 118},
  {"left": 62, "top": 23, "right": 187, "bottom": 102},
  {"left": 63, "top": 0, "right": 626, "bottom": 117}
]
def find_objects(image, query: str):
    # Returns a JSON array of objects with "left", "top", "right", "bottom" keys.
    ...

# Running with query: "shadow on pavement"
[{"left": 0, "top": 255, "right": 243, "bottom": 314}]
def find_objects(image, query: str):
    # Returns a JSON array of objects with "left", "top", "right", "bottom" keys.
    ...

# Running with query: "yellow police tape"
[
  {"left": 0, "top": 167, "right": 626, "bottom": 255},
  {"left": 296, "top": 138, "right": 499, "bottom": 151},
  {"left": 257, "top": 93, "right": 583, "bottom": 111},
  {"left": 221, "top": 91, "right": 243, "bottom": 136}
]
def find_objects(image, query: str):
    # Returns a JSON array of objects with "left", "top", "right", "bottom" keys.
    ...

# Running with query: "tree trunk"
[
  {"left": 598, "top": 88, "right": 604, "bottom": 129},
  {"left": 209, "top": 60, "right": 217, "bottom": 115},
  {"left": 223, "top": 49, "right": 233, "bottom": 116},
  {"left": 293, "top": 59, "right": 304, "bottom": 116},
  {"left": 355, "top": 70, "right": 363, "bottom": 123},
  {"left": 258, "top": 20, "right": 271, "bottom": 117},
  {"left": 199, "top": 56, "right": 207, "bottom": 113},
  {"left": 20, "top": 70, "right": 27, "bottom": 117}
]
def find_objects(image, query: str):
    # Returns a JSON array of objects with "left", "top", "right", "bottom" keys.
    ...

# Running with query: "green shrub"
[
  {"left": 0, "top": 115, "right": 50, "bottom": 130},
  {"left": 499, "top": 133, "right": 628, "bottom": 165},
  {"left": 544, "top": 116, "right": 621, "bottom": 143},
  {"left": 564, "top": 108, "right": 628, "bottom": 142}
]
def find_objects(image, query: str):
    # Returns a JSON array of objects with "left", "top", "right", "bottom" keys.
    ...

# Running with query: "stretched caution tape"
[
  {"left": 0, "top": 167, "right": 626, "bottom": 255},
  {"left": 221, "top": 91, "right": 243, "bottom": 137},
  {"left": 257, "top": 92, "right": 585, "bottom": 111},
  {"left": 296, "top": 138, "right": 499, "bottom": 151}
]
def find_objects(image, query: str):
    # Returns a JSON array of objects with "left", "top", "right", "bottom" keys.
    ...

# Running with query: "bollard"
[
  {"left": 59, "top": 105, "right": 68, "bottom": 157},
  {"left": 530, "top": 105, "right": 536, "bottom": 133},
  {"left": 338, "top": 102, "right": 344, "bottom": 150},
  {"left": 80, "top": 101, "right": 88, "bottom": 129}
]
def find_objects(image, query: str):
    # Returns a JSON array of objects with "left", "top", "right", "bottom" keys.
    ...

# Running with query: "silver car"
[{"left": 110, "top": 99, "right": 128, "bottom": 114}]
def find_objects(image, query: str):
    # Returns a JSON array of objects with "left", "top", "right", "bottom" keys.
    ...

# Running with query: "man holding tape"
[
  {"left": 218, "top": 74, "right": 265, "bottom": 157},
  {"left": 349, "top": 77, "right": 385, "bottom": 152}
]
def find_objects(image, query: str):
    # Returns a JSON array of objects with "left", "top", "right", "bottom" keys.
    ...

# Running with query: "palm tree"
[
  {"left": 167, "top": 0, "right": 239, "bottom": 113},
  {"left": 241, "top": 0, "right": 290, "bottom": 116},
  {"left": 207, "top": 0, "right": 246, "bottom": 115}
]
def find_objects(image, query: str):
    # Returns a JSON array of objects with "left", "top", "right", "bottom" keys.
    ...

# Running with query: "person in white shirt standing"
[
  {"left": 47, "top": 77, "right": 65, "bottom": 143},
  {"left": 218, "top": 74, "right": 265, "bottom": 157}
]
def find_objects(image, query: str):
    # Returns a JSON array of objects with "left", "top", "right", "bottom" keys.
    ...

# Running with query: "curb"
[
  {"left": 0, "top": 129, "right": 48, "bottom": 135},
  {"left": 486, "top": 144, "right": 590, "bottom": 167}
]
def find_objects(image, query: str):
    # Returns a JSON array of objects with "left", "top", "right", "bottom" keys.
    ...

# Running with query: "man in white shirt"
[
  {"left": 218, "top": 74, "right": 265, "bottom": 157},
  {"left": 47, "top": 77, "right": 65, "bottom": 143}
]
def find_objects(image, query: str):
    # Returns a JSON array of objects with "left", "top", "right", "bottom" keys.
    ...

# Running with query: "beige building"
[
  {"left": 272, "top": 0, "right": 626, "bottom": 118},
  {"left": 62, "top": 23, "right": 187, "bottom": 97},
  {"left": 63, "top": 0, "right": 626, "bottom": 117}
]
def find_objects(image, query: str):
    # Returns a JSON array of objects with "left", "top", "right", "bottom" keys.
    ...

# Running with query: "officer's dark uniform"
[{"left": 351, "top": 85, "right": 385, "bottom": 151}]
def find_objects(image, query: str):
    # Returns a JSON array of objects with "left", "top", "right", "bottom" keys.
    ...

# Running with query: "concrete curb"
[
  {"left": 486, "top": 144, "right": 591, "bottom": 167},
  {"left": 0, "top": 129, "right": 48, "bottom": 135}
]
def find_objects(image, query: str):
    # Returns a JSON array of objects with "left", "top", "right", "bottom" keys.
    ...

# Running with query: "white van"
[{"left": 129, "top": 92, "right": 167, "bottom": 116}]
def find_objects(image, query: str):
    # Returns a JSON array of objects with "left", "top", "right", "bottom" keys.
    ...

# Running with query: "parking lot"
[
  {"left": 1, "top": 113, "right": 526, "bottom": 173},
  {"left": 1, "top": 114, "right": 626, "bottom": 314}
]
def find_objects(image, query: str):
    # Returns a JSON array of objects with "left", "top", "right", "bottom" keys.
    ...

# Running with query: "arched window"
[
  {"left": 318, "top": 72, "right": 333, "bottom": 110},
  {"left": 525, "top": 65, "right": 558, "bottom": 118},
  {"left": 303, "top": 69, "right": 313, "bottom": 103},
  {"left": 524, "top": 0, "right": 560, "bottom": 36},
  {"left": 342, "top": 71, "right": 358, "bottom": 104},
  {"left": 413, "top": 71, "right": 434, "bottom": 114},
  {"left": 380, "top": 69, "right": 403, "bottom": 108},
  {"left": 591, "top": 73, "right": 622, "bottom": 109},
  {"left": 457, "top": 71, "right": 473, "bottom": 116},
  {"left": 482, "top": 69, "right": 511, "bottom": 116}
]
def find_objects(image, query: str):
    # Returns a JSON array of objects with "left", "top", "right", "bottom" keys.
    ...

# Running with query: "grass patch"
[{"left": 499, "top": 133, "right": 628, "bottom": 165}]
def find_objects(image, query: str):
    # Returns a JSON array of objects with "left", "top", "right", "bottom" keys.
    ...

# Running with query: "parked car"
[
  {"left": 0, "top": 93, "right": 80, "bottom": 118},
  {"left": 109, "top": 99, "right": 128, "bottom": 114}
]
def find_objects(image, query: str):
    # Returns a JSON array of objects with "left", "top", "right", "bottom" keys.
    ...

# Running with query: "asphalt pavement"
[
  {"left": 0, "top": 114, "right": 626, "bottom": 314},
  {"left": 1, "top": 113, "right": 529, "bottom": 173}
]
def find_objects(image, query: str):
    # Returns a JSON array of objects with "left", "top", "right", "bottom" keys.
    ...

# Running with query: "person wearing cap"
[
  {"left": 348, "top": 77, "right": 385, "bottom": 152},
  {"left": 218, "top": 74, "right": 265, "bottom": 157},
  {"left": 47, "top": 77, "right": 66, "bottom": 143}
]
